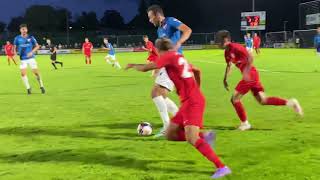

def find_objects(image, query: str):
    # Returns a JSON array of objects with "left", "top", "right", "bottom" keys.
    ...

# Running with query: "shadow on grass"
[
  {"left": 0, "top": 149, "right": 211, "bottom": 175},
  {"left": 0, "top": 126, "right": 160, "bottom": 142},
  {"left": 205, "top": 125, "right": 273, "bottom": 131}
]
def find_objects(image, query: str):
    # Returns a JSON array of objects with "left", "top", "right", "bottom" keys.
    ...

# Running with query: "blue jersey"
[
  {"left": 314, "top": 34, "right": 320, "bottom": 47},
  {"left": 157, "top": 17, "right": 183, "bottom": 54},
  {"left": 14, "top": 35, "right": 38, "bottom": 60},
  {"left": 105, "top": 43, "right": 115, "bottom": 55},
  {"left": 245, "top": 37, "right": 253, "bottom": 48}
]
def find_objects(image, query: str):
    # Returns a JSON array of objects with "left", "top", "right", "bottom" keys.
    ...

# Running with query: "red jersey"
[
  {"left": 253, "top": 36, "right": 261, "bottom": 47},
  {"left": 145, "top": 41, "right": 158, "bottom": 62},
  {"left": 156, "top": 51, "right": 202, "bottom": 102},
  {"left": 225, "top": 43, "right": 252, "bottom": 72},
  {"left": 5, "top": 44, "right": 14, "bottom": 56},
  {"left": 82, "top": 42, "right": 93, "bottom": 54}
]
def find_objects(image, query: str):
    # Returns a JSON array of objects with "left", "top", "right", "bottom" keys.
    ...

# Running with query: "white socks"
[
  {"left": 21, "top": 76, "right": 30, "bottom": 89},
  {"left": 114, "top": 61, "right": 121, "bottom": 69},
  {"left": 153, "top": 96, "right": 170, "bottom": 129},
  {"left": 165, "top": 97, "right": 178, "bottom": 116},
  {"left": 36, "top": 76, "right": 44, "bottom": 87}
]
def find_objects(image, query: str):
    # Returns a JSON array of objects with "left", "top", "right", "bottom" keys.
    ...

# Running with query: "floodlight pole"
[
  {"left": 252, "top": 0, "right": 255, "bottom": 12},
  {"left": 284, "top": 21, "right": 288, "bottom": 42}
]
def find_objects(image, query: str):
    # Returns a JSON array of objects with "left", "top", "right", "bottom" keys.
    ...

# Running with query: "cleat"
[
  {"left": 238, "top": 121, "right": 251, "bottom": 131},
  {"left": 27, "top": 88, "right": 32, "bottom": 95},
  {"left": 153, "top": 128, "right": 166, "bottom": 138},
  {"left": 287, "top": 98, "right": 303, "bottom": 116},
  {"left": 40, "top": 87, "right": 46, "bottom": 94},
  {"left": 211, "top": 166, "right": 231, "bottom": 179},
  {"left": 204, "top": 131, "right": 216, "bottom": 148}
]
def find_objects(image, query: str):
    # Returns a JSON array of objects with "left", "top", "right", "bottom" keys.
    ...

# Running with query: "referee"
[{"left": 47, "top": 39, "right": 63, "bottom": 69}]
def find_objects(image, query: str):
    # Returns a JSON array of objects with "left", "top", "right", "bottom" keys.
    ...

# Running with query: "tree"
[
  {"left": 7, "top": 16, "right": 25, "bottom": 32},
  {"left": 0, "top": 22, "right": 6, "bottom": 32},
  {"left": 55, "top": 8, "right": 72, "bottom": 31},
  {"left": 100, "top": 10, "right": 125, "bottom": 29},
  {"left": 74, "top": 11, "right": 99, "bottom": 30},
  {"left": 24, "top": 5, "right": 60, "bottom": 31}
]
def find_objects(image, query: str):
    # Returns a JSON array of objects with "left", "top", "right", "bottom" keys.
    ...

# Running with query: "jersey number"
[{"left": 178, "top": 57, "right": 193, "bottom": 78}]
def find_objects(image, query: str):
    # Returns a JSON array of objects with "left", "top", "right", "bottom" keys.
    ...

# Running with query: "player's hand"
[
  {"left": 125, "top": 64, "right": 134, "bottom": 71},
  {"left": 223, "top": 79, "right": 229, "bottom": 91},
  {"left": 27, "top": 52, "right": 33, "bottom": 58}
]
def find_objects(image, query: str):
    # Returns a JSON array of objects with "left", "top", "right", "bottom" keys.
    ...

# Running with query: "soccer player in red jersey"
[
  {"left": 4, "top": 41, "right": 17, "bottom": 65},
  {"left": 142, "top": 35, "right": 158, "bottom": 63},
  {"left": 253, "top": 33, "right": 261, "bottom": 55},
  {"left": 82, "top": 38, "right": 93, "bottom": 64},
  {"left": 217, "top": 30, "right": 303, "bottom": 131},
  {"left": 126, "top": 38, "right": 231, "bottom": 179}
]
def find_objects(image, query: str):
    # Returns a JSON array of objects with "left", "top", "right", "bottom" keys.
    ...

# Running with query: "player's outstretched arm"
[{"left": 125, "top": 63, "right": 158, "bottom": 72}]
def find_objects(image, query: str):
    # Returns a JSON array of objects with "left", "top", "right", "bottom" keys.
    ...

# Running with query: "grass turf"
[{"left": 0, "top": 49, "right": 318, "bottom": 180}]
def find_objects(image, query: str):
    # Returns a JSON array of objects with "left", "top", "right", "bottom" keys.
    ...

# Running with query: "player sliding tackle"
[
  {"left": 147, "top": 5, "right": 192, "bottom": 137},
  {"left": 217, "top": 30, "right": 303, "bottom": 131},
  {"left": 126, "top": 38, "right": 231, "bottom": 179},
  {"left": 14, "top": 24, "right": 45, "bottom": 95}
]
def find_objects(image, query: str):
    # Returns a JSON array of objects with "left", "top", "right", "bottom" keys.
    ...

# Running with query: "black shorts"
[{"left": 50, "top": 54, "right": 57, "bottom": 61}]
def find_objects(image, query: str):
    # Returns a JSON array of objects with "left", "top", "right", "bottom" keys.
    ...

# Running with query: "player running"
[
  {"left": 13, "top": 24, "right": 45, "bottom": 95},
  {"left": 82, "top": 38, "right": 93, "bottom": 64},
  {"left": 4, "top": 41, "right": 17, "bottom": 66},
  {"left": 314, "top": 27, "right": 320, "bottom": 56},
  {"left": 103, "top": 38, "right": 121, "bottom": 69},
  {"left": 147, "top": 5, "right": 192, "bottom": 137},
  {"left": 126, "top": 38, "right": 231, "bottom": 179},
  {"left": 244, "top": 33, "right": 253, "bottom": 53},
  {"left": 253, "top": 33, "right": 261, "bottom": 55},
  {"left": 47, "top": 39, "right": 63, "bottom": 70},
  {"left": 142, "top": 35, "right": 158, "bottom": 77},
  {"left": 217, "top": 30, "right": 303, "bottom": 131}
]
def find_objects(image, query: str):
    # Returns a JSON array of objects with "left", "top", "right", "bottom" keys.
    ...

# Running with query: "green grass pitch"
[{"left": 0, "top": 49, "right": 319, "bottom": 180}]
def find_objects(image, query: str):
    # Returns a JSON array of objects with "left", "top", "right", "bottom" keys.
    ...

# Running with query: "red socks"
[
  {"left": 232, "top": 101, "right": 247, "bottom": 122},
  {"left": 195, "top": 138, "right": 225, "bottom": 168},
  {"left": 265, "top": 97, "right": 287, "bottom": 106}
]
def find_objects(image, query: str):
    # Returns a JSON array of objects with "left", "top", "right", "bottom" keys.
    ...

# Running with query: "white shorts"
[
  {"left": 106, "top": 54, "right": 116, "bottom": 61},
  {"left": 20, "top": 58, "right": 38, "bottom": 70},
  {"left": 155, "top": 68, "right": 175, "bottom": 91},
  {"left": 246, "top": 47, "right": 253, "bottom": 53}
]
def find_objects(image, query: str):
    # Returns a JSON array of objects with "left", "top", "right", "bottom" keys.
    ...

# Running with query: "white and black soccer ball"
[{"left": 137, "top": 122, "right": 153, "bottom": 136}]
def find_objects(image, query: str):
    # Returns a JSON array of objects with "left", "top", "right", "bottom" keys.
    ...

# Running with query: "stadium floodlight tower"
[{"left": 252, "top": 0, "right": 255, "bottom": 12}]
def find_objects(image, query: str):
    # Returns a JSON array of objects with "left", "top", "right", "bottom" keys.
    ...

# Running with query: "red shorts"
[
  {"left": 254, "top": 44, "right": 260, "bottom": 49},
  {"left": 85, "top": 53, "right": 91, "bottom": 58},
  {"left": 236, "top": 67, "right": 264, "bottom": 96},
  {"left": 147, "top": 55, "right": 158, "bottom": 62},
  {"left": 171, "top": 94, "right": 206, "bottom": 128},
  {"left": 7, "top": 55, "right": 14, "bottom": 58}
]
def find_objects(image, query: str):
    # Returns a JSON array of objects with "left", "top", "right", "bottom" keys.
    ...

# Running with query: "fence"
[
  {"left": 0, "top": 32, "right": 215, "bottom": 49},
  {"left": 265, "top": 31, "right": 293, "bottom": 47},
  {"left": 293, "top": 29, "right": 317, "bottom": 48}
]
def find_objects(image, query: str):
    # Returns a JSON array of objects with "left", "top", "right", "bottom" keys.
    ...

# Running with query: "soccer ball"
[{"left": 137, "top": 122, "right": 153, "bottom": 136}]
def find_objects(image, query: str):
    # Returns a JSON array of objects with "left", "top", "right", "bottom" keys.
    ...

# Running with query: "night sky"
[
  {"left": 0, "top": 0, "right": 140, "bottom": 23},
  {"left": 0, "top": 0, "right": 317, "bottom": 32}
]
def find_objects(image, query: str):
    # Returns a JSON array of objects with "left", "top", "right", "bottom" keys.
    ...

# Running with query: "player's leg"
[
  {"left": 164, "top": 97, "right": 178, "bottom": 116},
  {"left": 7, "top": 56, "right": 11, "bottom": 65},
  {"left": 231, "top": 90, "right": 251, "bottom": 131},
  {"left": 184, "top": 125, "right": 231, "bottom": 178},
  {"left": 20, "top": 66, "right": 31, "bottom": 94},
  {"left": 11, "top": 56, "right": 17, "bottom": 65},
  {"left": 152, "top": 85, "right": 170, "bottom": 133},
  {"left": 105, "top": 55, "right": 113, "bottom": 65},
  {"left": 30, "top": 59, "right": 45, "bottom": 94},
  {"left": 254, "top": 91, "right": 303, "bottom": 116},
  {"left": 113, "top": 56, "right": 121, "bottom": 69},
  {"left": 51, "top": 60, "right": 58, "bottom": 69}
]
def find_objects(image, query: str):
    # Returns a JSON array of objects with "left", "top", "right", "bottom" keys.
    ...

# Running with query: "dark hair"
[
  {"left": 19, "top": 24, "right": 28, "bottom": 29},
  {"left": 143, "top": 35, "right": 148, "bottom": 39},
  {"left": 147, "top": 5, "right": 164, "bottom": 15},
  {"left": 155, "top": 38, "right": 173, "bottom": 51},
  {"left": 216, "top": 30, "right": 231, "bottom": 44}
]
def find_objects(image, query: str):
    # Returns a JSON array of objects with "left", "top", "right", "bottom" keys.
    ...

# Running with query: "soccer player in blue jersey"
[
  {"left": 103, "top": 38, "right": 121, "bottom": 69},
  {"left": 314, "top": 27, "right": 320, "bottom": 56},
  {"left": 245, "top": 33, "right": 253, "bottom": 53},
  {"left": 147, "top": 5, "right": 192, "bottom": 137},
  {"left": 13, "top": 24, "right": 45, "bottom": 95}
]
